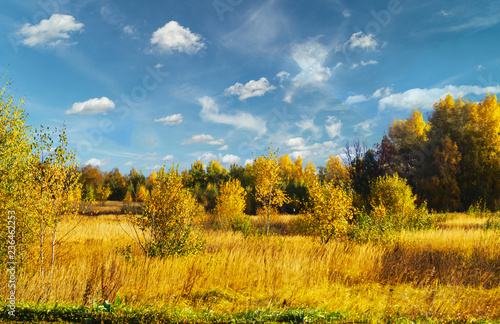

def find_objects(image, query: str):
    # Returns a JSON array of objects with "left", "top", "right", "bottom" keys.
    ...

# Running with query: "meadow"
[{"left": 2, "top": 202, "right": 500, "bottom": 323}]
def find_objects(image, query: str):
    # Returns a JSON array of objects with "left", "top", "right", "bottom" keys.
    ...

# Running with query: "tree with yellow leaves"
[
  {"left": 130, "top": 165, "right": 205, "bottom": 257},
  {"left": 302, "top": 177, "right": 356, "bottom": 244},
  {"left": 325, "top": 155, "right": 350, "bottom": 187},
  {"left": 213, "top": 179, "right": 246, "bottom": 230},
  {"left": 253, "top": 149, "right": 289, "bottom": 235}
]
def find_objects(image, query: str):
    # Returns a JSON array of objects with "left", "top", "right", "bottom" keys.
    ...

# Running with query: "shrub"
[
  {"left": 213, "top": 179, "right": 247, "bottom": 231},
  {"left": 369, "top": 174, "right": 416, "bottom": 227},
  {"left": 134, "top": 165, "right": 205, "bottom": 257},
  {"left": 299, "top": 180, "right": 356, "bottom": 243}
]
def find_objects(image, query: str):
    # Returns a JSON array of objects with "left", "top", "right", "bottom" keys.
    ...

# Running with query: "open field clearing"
[{"left": 2, "top": 211, "right": 500, "bottom": 323}]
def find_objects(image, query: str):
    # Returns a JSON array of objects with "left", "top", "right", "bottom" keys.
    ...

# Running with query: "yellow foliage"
[
  {"left": 213, "top": 179, "right": 246, "bottom": 230},
  {"left": 370, "top": 174, "right": 416, "bottom": 224},
  {"left": 389, "top": 110, "right": 429, "bottom": 150},
  {"left": 325, "top": 155, "right": 350, "bottom": 187},
  {"left": 302, "top": 179, "right": 356, "bottom": 243},
  {"left": 253, "top": 149, "right": 289, "bottom": 234}
]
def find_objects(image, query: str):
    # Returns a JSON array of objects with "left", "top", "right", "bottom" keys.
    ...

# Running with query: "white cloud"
[
  {"left": 285, "top": 137, "right": 307, "bottom": 148},
  {"left": 162, "top": 155, "right": 174, "bottom": 161},
  {"left": 154, "top": 113, "right": 183, "bottom": 126},
  {"left": 325, "top": 116, "right": 342, "bottom": 139},
  {"left": 378, "top": 85, "right": 500, "bottom": 111},
  {"left": 225, "top": 77, "right": 276, "bottom": 101},
  {"left": 276, "top": 71, "right": 291, "bottom": 83},
  {"left": 438, "top": 10, "right": 452, "bottom": 17},
  {"left": 221, "top": 154, "right": 241, "bottom": 164},
  {"left": 345, "top": 94, "right": 370, "bottom": 105},
  {"left": 295, "top": 116, "right": 321, "bottom": 137},
  {"left": 343, "top": 10, "right": 351, "bottom": 18},
  {"left": 354, "top": 119, "right": 377, "bottom": 137},
  {"left": 18, "top": 14, "right": 84, "bottom": 47},
  {"left": 65, "top": 97, "right": 115, "bottom": 115},
  {"left": 361, "top": 60, "right": 378, "bottom": 66},
  {"left": 150, "top": 21, "right": 205, "bottom": 54},
  {"left": 198, "top": 96, "right": 267, "bottom": 135},
  {"left": 125, "top": 161, "right": 134, "bottom": 166},
  {"left": 155, "top": 63, "right": 164, "bottom": 69},
  {"left": 217, "top": 145, "right": 229, "bottom": 151},
  {"left": 181, "top": 134, "right": 224, "bottom": 145},
  {"left": 285, "top": 138, "right": 340, "bottom": 161},
  {"left": 85, "top": 158, "right": 111, "bottom": 167},
  {"left": 198, "top": 152, "right": 218, "bottom": 163},
  {"left": 476, "top": 65, "right": 485, "bottom": 71},
  {"left": 347, "top": 32, "right": 378, "bottom": 51},
  {"left": 145, "top": 164, "right": 163, "bottom": 171},
  {"left": 373, "top": 87, "right": 392, "bottom": 98},
  {"left": 123, "top": 25, "right": 134, "bottom": 35},
  {"left": 292, "top": 40, "right": 333, "bottom": 84},
  {"left": 244, "top": 159, "right": 254, "bottom": 166}
]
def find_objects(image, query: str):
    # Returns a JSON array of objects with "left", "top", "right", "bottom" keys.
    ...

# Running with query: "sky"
[{"left": 2, "top": 0, "right": 500, "bottom": 173}]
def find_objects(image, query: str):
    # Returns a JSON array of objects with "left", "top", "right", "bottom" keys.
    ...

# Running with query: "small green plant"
[
  {"left": 115, "top": 245, "right": 135, "bottom": 264},
  {"left": 468, "top": 200, "right": 490, "bottom": 217},
  {"left": 485, "top": 212, "right": 500, "bottom": 231}
]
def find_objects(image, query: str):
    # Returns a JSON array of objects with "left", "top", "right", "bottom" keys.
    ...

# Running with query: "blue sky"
[{"left": 2, "top": 0, "right": 500, "bottom": 173}]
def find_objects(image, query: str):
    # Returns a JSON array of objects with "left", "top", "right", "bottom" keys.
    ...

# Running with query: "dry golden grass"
[{"left": 4, "top": 212, "right": 500, "bottom": 321}]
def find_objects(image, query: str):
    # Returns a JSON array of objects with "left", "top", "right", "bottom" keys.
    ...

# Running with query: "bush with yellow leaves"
[
  {"left": 297, "top": 179, "right": 356, "bottom": 244},
  {"left": 213, "top": 179, "right": 248, "bottom": 231}
]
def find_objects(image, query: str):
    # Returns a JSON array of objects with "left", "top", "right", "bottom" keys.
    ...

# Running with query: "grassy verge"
[{"left": 1, "top": 302, "right": 497, "bottom": 324}]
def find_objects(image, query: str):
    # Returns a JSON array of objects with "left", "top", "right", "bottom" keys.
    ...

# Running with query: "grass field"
[{"left": 2, "top": 203, "right": 500, "bottom": 323}]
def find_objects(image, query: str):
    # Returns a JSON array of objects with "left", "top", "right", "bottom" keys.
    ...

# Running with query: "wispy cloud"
[
  {"left": 198, "top": 96, "right": 267, "bottom": 134},
  {"left": 181, "top": 134, "right": 225, "bottom": 145},
  {"left": 154, "top": 113, "right": 183, "bottom": 125}
]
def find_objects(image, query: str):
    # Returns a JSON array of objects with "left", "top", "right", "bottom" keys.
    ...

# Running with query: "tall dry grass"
[{"left": 3, "top": 213, "right": 500, "bottom": 321}]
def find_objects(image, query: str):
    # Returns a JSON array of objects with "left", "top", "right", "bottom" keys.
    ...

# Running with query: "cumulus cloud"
[
  {"left": 151, "top": 21, "right": 205, "bottom": 54},
  {"left": 154, "top": 113, "right": 183, "bottom": 125},
  {"left": 244, "top": 159, "right": 254, "bottom": 166},
  {"left": 18, "top": 14, "right": 84, "bottom": 47},
  {"left": 85, "top": 158, "right": 111, "bottom": 167},
  {"left": 285, "top": 137, "right": 307, "bottom": 147},
  {"left": 221, "top": 154, "right": 241, "bottom": 164},
  {"left": 347, "top": 32, "right": 378, "bottom": 51},
  {"left": 181, "top": 134, "right": 224, "bottom": 145},
  {"left": 217, "top": 145, "right": 229, "bottom": 151},
  {"left": 198, "top": 152, "right": 218, "bottom": 163},
  {"left": 65, "top": 97, "right": 115, "bottom": 115},
  {"left": 378, "top": 85, "right": 500, "bottom": 111},
  {"left": 225, "top": 78, "right": 276, "bottom": 101},
  {"left": 198, "top": 96, "right": 267, "bottom": 135},
  {"left": 325, "top": 116, "right": 342, "bottom": 139},
  {"left": 162, "top": 155, "right": 174, "bottom": 161}
]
